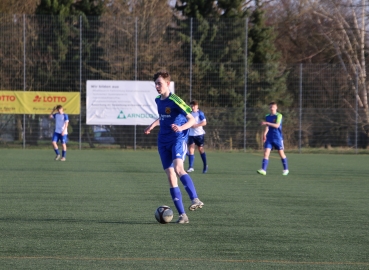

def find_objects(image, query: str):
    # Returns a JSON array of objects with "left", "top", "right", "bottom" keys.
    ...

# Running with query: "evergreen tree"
[
  {"left": 174, "top": 0, "right": 248, "bottom": 148},
  {"left": 247, "top": 1, "right": 291, "bottom": 147},
  {"left": 28, "top": 0, "right": 108, "bottom": 144}
]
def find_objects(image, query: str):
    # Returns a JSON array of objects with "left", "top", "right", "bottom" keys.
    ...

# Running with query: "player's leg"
[
  {"left": 172, "top": 140, "right": 204, "bottom": 211},
  {"left": 187, "top": 136, "right": 195, "bottom": 172},
  {"left": 159, "top": 145, "right": 188, "bottom": 223},
  {"left": 196, "top": 135, "right": 208, "bottom": 173},
  {"left": 60, "top": 135, "right": 68, "bottom": 161},
  {"left": 257, "top": 142, "right": 271, "bottom": 175},
  {"left": 277, "top": 140, "right": 289, "bottom": 175},
  {"left": 52, "top": 132, "right": 60, "bottom": 160}
]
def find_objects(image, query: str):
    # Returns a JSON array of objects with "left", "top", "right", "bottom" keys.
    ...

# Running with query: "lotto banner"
[
  {"left": 86, "top": 80, "right": 174, "bottom": 125},
  {"left": 0, "top": 91, "right": 80, "bottom": 114}
]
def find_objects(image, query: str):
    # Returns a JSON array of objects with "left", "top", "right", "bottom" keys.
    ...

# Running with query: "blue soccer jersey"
[
  {"left": 53, "top": 113, "right": 69, "bottom": 134},
  {"left": 155, "top": 93, "right": 192, "bottom": 145},
  {"left": 265, "top": 112, "right": 283, "bottom": 141}
]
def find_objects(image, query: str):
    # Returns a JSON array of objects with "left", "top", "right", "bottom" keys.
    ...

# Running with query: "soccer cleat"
[
  {"left": 176, "top": 214, "right": 189, "bottom": 224},
  {"left": 55, "top": 155, "right": 61, "bottom": 161},
  {"left": 189, "top": 198, "right": 204, "bottom": 211},
  {"left": 187, "top": 168, "right": 194, "bottom": 173},
  {"left": 202, "top": 165, "right": 208, "bottom": 174},
  {"left": 257, "top": 169, "right": 266, "bottom": 175},
  {"left": 60, "top": 157, "right": 66, "bottom": 161},
  {"left": 282, "top": 170, "right": 289, "bottom": 176}
]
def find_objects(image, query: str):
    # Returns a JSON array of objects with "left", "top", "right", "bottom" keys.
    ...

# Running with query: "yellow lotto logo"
[{"left": 0, "top": 91, "right": 80, "bottom": 114}]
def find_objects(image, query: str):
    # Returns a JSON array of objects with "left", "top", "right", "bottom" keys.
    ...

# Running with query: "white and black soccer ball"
[{"left": 155, "top": 205, "right": 173, "bottom": 224}]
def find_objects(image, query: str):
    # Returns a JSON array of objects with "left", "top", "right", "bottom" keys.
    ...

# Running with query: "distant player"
[
  {"left": 187, "top": 100, "right": 208, "bottom": 173},
  {"left": 257, "top": 102, "right": 289, "bottom": 176},
  {"left": 144, "top": 70, "right": 204, "bottom": 224},
  {"left": 50, "top": 105, "right": 69, "bottom": 161}
]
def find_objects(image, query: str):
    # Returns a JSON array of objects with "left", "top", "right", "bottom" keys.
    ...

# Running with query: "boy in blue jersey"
[
  {"left": 187, "top": 100, "right": 208, "bottom": 173},
  {"left": 144, "top": 71, "right": 204, "bottom": 224},
  {"left": 257, "top": 102, "right": 289, "bottom": 176},
  {"left": 49, "top": 105, "right": 69, "bottom": 161}
]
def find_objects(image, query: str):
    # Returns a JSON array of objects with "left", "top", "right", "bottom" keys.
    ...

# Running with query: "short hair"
[
  {"left": 153, "top": 70, "right": 171, "bottom": 82},
  {"left": 190, "top": 100, "right": 198, "bottom": 105},
  {"left": 56, "top": 105, "right": 63, "bottom": 110},
  {"left": 269, "top": 101, "right": 277, "bottom": 106}
]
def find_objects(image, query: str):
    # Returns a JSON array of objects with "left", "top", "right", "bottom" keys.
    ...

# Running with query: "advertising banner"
[
  {"left": 0, "top": 91, "right": 80, "bottom": 114},
  {"left": 86, "top": 80, "right": 174, "bottom": 125}
]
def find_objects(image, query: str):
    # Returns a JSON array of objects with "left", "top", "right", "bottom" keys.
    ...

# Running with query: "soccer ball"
[{"left": 155, "top": 205, "right": 173, "bottom": 224}]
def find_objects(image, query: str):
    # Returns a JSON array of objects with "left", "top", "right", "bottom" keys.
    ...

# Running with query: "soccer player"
[
  {"left": 187, "top": 100, "right": 208, "bottom": 173},
  {"left": 257, "top": 101, "right": 289, "bottom": 176},
  {"left": 144, "top": 71, "right": 204, "bottom": 224},
  {"left": 49, "top": 105, "right": 69, "bottom": 161}
]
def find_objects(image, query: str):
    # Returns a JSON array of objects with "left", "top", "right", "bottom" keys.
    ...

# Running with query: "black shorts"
[{"left": 188, "top": 135, "right": 205, "bottom": 147}]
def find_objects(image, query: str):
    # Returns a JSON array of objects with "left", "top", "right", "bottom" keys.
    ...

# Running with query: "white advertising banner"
[{"left": 86, "top": 80, "right": 174, "bottom": 125}]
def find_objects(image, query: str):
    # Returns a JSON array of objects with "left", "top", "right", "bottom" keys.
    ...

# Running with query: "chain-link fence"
[{"left": 0, "top": 15, "right": 368, "bottom": 152}]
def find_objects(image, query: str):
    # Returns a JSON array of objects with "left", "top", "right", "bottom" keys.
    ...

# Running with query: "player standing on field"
[
  {"left": 144, "top": 70, "right": 204, "bottom": 224},
  {"left": 187, "top": 100, "right": 208, "bottom": 173},
  {"left": 257, "top": 101, "right": 289, "bottom": 176},
  {"left": 50, "top": 105, "right": 69, "bottom": 161}
]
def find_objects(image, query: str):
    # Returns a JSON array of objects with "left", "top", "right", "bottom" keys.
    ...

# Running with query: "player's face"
[
  {"left": 155, "top": 77, "right": 170, "bottom": 95},
  {"left": 269, "top": 104, "right": 277, "bottom": 114},
  {"left": 190, "top": 104, "right": 198, "bottom": 112}
]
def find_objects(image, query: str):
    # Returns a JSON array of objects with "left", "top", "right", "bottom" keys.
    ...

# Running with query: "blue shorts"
[
  {"left": 52, "top": 132, "right": 68, "bottom": 144},
  {"left": 158, "top": 139, "right": 188, "bottom": 170},
  {"left": 188, "top": 135, "right": 205, "bottom": 147},
  {"left": 264, "top": 139, "right": 284, "bottom": 150}
]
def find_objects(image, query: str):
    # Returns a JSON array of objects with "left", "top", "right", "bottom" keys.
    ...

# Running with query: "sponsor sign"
[
  {"left": 0, "top": 91, "right": 80, "bottom": 114},
  {"left": 86, "top": 80, "right": 174, "bottom": 125}
]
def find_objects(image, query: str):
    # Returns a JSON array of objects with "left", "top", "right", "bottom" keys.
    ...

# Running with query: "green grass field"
[{"left": 0, "top": 149, "right": 368, "bottom": 269}]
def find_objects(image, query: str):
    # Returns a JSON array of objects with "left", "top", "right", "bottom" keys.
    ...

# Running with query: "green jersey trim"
[
  {"left": 169, "top": 94, "right": 192, "bottom": 114},
  {"left": 266, "top": 113, "right": 282, "bottom": 124}
]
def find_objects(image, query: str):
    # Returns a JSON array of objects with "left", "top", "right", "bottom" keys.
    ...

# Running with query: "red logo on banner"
[
  {"left": 0, "top": 95, "right": 16, "bottom": 101},
  {"left": 33, "top": 95, "right": 67, "bottom": 102}
]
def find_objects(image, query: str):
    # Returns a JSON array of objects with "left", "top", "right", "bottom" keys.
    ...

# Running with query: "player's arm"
[
  {"left": 144, "top": 118, "right": 160, "bottom": 134},
  {"left": 262, "top": 122, "right": 280, "bottom": 129},
  {"left": 49, "top": 107, "right": 56, "bottom": 119},
  {"left": 192, "top": 119, "right": 206, "bottom": 128},
  {"left": 262, "top": 126, "right": 269, "bottom": 142},
  {"left": 61, "top": 121, "right": 69, "bottom": 136},
  {"left": 171, "top": 113, "right": 195, "bottom": 132},
  {"left": 261, "top": 114, "right": 282, "bottom": 129}
]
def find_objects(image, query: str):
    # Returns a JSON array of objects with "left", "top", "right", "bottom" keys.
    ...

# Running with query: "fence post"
[
  {"left": 299, "top": 63, "right": 302, "bottom": 153},
  {"left": 189, "top": 18, "right": 193, "bottom": 102},
  {"left": 244, "top": 17, "right": 248, "bottom": 152},
  {"left": 79, "top": 16, "right": 82, "bottom": 150},
  {"left": 23, "top": 14, "right": 26, "bottom": 149},
  {"left": 355, "top": 66, "right": 358, "bottom": 154},
  {"left": 134, "top": 17, "right": 138, "bottom": 150}
]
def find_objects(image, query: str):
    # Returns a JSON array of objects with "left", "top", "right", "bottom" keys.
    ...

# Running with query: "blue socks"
[
  {"left": 188, "top": 155, "right": 194, "bottom": 168},
  {"left": 170, "top": 187, "right": 185, "bottom": 215},
  {"left": 54, "top": 149, "right": 60, "bottom": 155},
  {"left": 200, "top": 152, "right": 207, "bottom": 169},
  {"left": 262, "top": 158, "right": 269, "bottom": 171},
  {"left": 281, "top": 158, "right": 288, "bottom": 170},
  {"left": 62, "top": 150, "right": 66, "bottom": 158},
  {"left": 179, "top": 174, "right": 198, "bottom": 200},
  {"left": 189, "top": 153, "right": 207, "bottom": 169}
]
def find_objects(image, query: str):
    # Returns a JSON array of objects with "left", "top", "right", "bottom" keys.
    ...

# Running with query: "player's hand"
[
  {"left": 144, "top": 126, "right": 152, "bottom": 134},
  {"left": 171, "top": 124, "right": 182, "bottom": 132},
  {"left": 261, "top": 121, "right": 267, "bottom": 126},
  {"left": 263, "top": 135, "right": 266, "bottom": 142}
]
